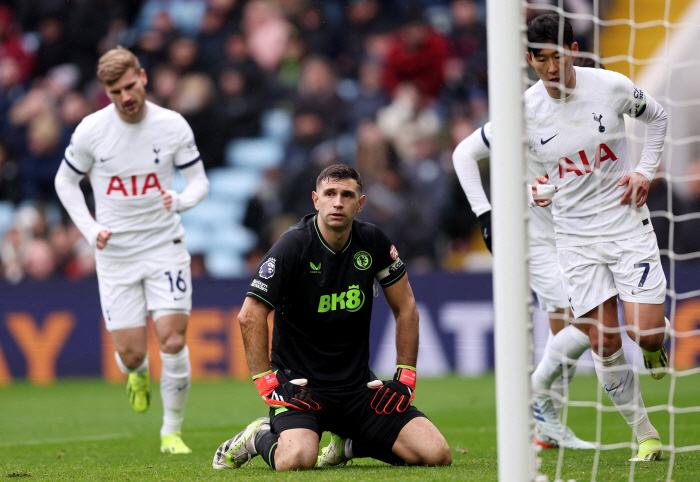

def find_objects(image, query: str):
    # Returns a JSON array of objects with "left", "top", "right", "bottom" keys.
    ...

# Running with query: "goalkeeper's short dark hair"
[
  {"left": 527, "top": 13, "right": 574, "bottom": 57},
  {"left": 317, "top": 164, "right": 363, "bottom": 194}
]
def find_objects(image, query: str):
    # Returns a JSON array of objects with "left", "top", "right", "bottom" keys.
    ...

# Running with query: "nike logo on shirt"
[
  {"left": 540, "top": 135, "right": 558, "bottom": 145},
  {"left": 100, "top": 156, "right": 115, "bottom": 163}
]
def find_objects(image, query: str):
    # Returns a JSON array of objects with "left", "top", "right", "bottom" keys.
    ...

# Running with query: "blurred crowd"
[{"left": 0, "top": 0, "right": 696, "bottom": 283}]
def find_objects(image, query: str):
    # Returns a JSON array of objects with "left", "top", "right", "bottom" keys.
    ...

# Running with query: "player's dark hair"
[
  {"left": 527, "top": 13, "right": 574, "bottom": 56},
  {"left": 316, "top": 164, "right": 363, "bottom": 194},
  {"left": 573, "top": 56, "right": 606, "bottom": 69}
]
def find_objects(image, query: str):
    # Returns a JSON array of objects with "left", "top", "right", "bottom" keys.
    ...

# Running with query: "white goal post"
[{"left": 485, "top": 0, "right": 536, "bottom": 480}]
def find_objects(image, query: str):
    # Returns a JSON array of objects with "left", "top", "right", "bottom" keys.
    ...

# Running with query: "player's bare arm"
[
  {"left": 618, "top": 171, "right": 650, "bottom": 207},
  {"left": 238, "top": 296, "right": 274, "bottom": 376},
  {"left": 383, "top": 275, "right": 419, "bottom": 367}
]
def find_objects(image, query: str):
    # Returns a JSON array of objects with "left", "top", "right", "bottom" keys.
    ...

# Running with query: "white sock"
[
  {"left": 114, "top": 352, "right": 148, "bottom": 375},
  {"left": 664, "top": 317, "right": 671, "bottom": 344},
  {"left": 592, "top": 348, "right": 659, "bottom": 443},
  {"left": 160, "top": 346, "right": 191, "bottom": 437},
  {"left": 532, "top": 325, "right": 590, "bottom": 398}
]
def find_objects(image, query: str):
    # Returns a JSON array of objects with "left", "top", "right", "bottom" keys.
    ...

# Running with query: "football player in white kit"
[
  {"left": 54, "top": 47, "right": 209, "bottom": 454},
  {"left": 453, "top": 122, "right": 593, "bottom": 450},
  {"left": 526, "top": 14, "right": 670, "bottom": 462}
]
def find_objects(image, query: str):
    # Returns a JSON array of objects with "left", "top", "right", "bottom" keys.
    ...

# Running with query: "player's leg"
[
  {"left": 145, "top": 241, "right": 195, "bottom": 454},
  {"left": 576, "top": 297, "right": 661, "bottom": 457},
  {"left": 390, "top": 417, "right": 452, "bottom": 466},
  {"left": 97, "top": 258, "right": 151, "bottom": 413},
  {"left": 270, "top": 428, "right": 320, "bottom": 471},
  {"left": 612, "top": 232, "right": 669, "bottom": 379},
  {"left": 153, "top": 311, "right": 192, "bottom": 453},
  {"left": 214, "top": 406, "right": 322, "bottom": 471},
  {"left": 530, "top": 253, "right": 591, "bottom": 448},
  {"left": 320, "top": 388, "right": 450, "bottom": 467},
  {"left": 534, "top": 309, "right": 589, "bottom": 411},
  {"left": 532, "top": 315, "right": 592, "bottom": 449}
]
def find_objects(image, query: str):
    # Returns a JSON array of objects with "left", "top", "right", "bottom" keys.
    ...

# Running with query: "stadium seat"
[
  {"left": 206, "top": 224, "right": 257, "bottom": 254},
  {"left": 207, "top": 167, "right": 263, "bottom": 203},
  {"left": 204, "top": 249, "right": 247, "bottom": 278},
  {"left": 224, "top": 138, "right": 284, "bottom": 170},
  {"left": 179, "top": 198, "right": 241, "bottom": 230},
  {"left": 261, "top": 108, "right": 292, "bottom": 143}
]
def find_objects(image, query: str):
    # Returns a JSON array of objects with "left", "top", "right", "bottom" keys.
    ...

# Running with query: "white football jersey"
[
  {"left": 526, "top": 67, "right": 664, "bottom": 247},
  {"left": 453, "top": 121, "right": 557, "bottom": 248},
  {"left": 64, "top": 101, "right": 201, "bottom": 259}
]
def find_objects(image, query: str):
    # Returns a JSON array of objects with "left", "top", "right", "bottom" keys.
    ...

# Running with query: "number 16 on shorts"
[{"left": 165, "top": 270, "right": 188, "bottom": 300}]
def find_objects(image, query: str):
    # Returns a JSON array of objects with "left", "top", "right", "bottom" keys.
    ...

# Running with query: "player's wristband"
[
  {"left": 253, "top": 370, "right": 279, "bottom": 396},
  {"left": 395, "top": 365, "right": 417, "bottom": 390}
]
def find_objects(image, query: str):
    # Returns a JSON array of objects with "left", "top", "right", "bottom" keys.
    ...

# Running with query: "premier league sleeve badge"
[{"left": 259, "top": 257, "right": 276, "bottom": 279}]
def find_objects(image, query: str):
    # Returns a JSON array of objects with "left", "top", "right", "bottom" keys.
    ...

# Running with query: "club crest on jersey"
[
  {"left": 259, "top": 257, "right": 276, "bottom": 279},
  {"left": 354, "top": 251, "right": 372, "bottom": 270},
  {"left": 593, "top": 113, "right": 605, "bottom": 133},
  {"left": 153, "top": 146, "right": 161, "bottom": 164}
]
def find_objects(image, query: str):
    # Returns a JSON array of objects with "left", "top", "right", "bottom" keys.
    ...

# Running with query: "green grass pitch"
[{"left": 1, "top": 374, "right": 699, "bottom": 481}]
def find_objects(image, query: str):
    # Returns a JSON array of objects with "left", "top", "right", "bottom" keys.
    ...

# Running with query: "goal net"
[{"left": 488, "top": 0, "right": 700, "bottom": 480}]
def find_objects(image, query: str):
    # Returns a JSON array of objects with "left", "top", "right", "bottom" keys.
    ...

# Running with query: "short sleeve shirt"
[{"left": 247, "top": 214, "right": 406, "bottom": 390}]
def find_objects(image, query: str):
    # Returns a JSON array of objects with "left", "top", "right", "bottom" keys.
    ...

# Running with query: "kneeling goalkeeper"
[{"left": 213, "top": 164, "right": 452, "bottom": 471}]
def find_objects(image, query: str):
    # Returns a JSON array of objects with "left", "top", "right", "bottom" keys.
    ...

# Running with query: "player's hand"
[
  {"left": 618, "top": 172, "right": 650, "bottom": 207},
  {"left": 96, "top": 230, "right": 113, "bottom": 250},
  {"left": 253, "top": 371, "right": 321, "bottom": 411},
  {"left": 477, "top": 211, "right": 492, "bottom": 253},
  {"left": 368, "top": 366, "right": 416, "bottom": 415},
  {"left": 161, "top": 189, "right": 173, "bottom": 211},
  {"left": 532, "top": 175, "right": 557, "bottom": 207}
]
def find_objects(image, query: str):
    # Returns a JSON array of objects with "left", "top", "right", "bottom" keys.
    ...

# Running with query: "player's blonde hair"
[{"left": 96, "top": 46, "right": 141, "bottom": 85}]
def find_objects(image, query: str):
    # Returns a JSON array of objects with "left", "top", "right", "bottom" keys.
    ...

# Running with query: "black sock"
[
  {"left": 351, "top": 440, "right": 407, "bottom": 466},
  {"left": 255, "top": 430, "right": 278, "bottom": 470}
]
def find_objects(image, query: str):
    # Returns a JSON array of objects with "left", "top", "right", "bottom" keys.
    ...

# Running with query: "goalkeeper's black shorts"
[{"left": 269, "top": 381, "right": 426, "bottom": 457}]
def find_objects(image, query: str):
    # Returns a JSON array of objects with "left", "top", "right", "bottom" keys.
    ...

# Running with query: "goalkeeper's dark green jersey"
[{"left": 246, "top": 213, "right": 406, "bottom": 390}]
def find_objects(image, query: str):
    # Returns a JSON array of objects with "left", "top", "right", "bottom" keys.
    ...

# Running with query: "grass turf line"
[{"left": 1, "top": 374, "right": 698, "bottom": 481}]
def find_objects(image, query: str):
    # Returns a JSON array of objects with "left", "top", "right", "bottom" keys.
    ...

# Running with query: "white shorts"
[
  {"left": 558, "top": 232, "right": 666, "bottom": 318},
  {"left": 97, "top": 240, "right": 192, "bottom": 332},
  {"left": 530, "top": 243, "right": 569, "bottom": 312}
]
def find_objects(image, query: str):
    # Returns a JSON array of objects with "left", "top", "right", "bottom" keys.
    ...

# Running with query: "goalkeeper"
[{"left": 212, "top": 164, "right": 451, "bottom": 471}]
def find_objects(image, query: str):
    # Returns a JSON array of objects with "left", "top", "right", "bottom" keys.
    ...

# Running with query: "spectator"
[
  {"left": 242, "top": 0, "right": 291, "bottom": 72},
  {"left": 170, "top": 73, "right": 221, "bottom": 169},
  {"left": 377, "top": 82, "right": 441, "bottom": 160},
  {"left": 346, "top": 59, "right": 390, "bottom": 132},
  {"left": 21, "top": 113, "right": 66, "bottom": 202},
  {"left": 196, "top": 7, "right": 236, "bottom": 72},
  {"left": 0, "top": 142, "right": 21, "bottom": 204},
  {"left": 291, "top": 56, "right": 346, "bottom": 137},
  {"left": 382, "top": 9, "right": 449, "bottom": 101},
  {"left": 213, "top": 65, "right": 265, "bottom": 140},
  {"left": 34, "top": 17, "right": 71, "bottom": 78},
  {"left": 676, "top": 161, "right": 700, "bottom": 258},
  {"left": 0, "top": 6, "right": 34, "bottom": 83}
]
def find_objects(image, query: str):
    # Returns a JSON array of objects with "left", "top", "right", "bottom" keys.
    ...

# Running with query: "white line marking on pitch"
[{"left": 0, "top": 433, "right": 133, "bottom": 447}]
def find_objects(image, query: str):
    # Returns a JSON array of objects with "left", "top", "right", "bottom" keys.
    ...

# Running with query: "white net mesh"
[{"left": 524, "top": 1, "right": 700, "bottom": 481}]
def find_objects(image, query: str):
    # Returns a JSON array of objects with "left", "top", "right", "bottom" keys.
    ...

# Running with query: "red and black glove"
[
  {"left": 253, "top": 370, "right": 321, "bottom": 411},
  {"left": 369, "top": 366, "right": 416, "bottom": 414}
]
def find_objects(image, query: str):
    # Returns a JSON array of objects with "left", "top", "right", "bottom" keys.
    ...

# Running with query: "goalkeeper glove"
[
  {"left": 368, "top": 366, "right": 416, "bottom": 414},
  {"left": 253, "top": 370, "right": 321, "bottom": 411},
  {"left": 478, "top": 210, "right": 492, "bottom": 253}
]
